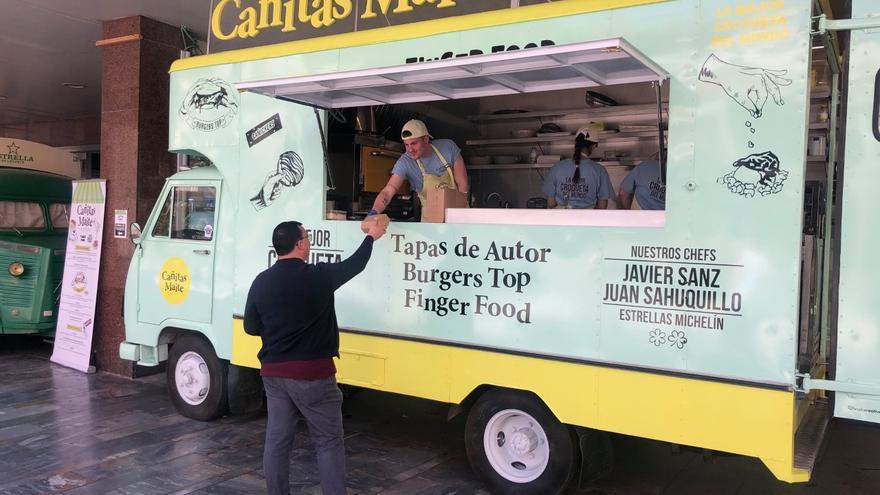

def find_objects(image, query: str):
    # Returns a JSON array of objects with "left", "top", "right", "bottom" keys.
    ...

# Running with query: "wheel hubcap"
[
  {"left": 483, "top": 409, "right": 550, "bottom": 483},
  {"left": 175, "top": 351, "right": 210, "bottom": 406}
]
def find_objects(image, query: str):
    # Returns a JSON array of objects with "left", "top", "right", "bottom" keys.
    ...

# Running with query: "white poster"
[
  {"left": 114, "top": 209, "right": 127, "bottom": 238},
  {"left": 51, "top": 180, "right": 106, "bottom": 373}
]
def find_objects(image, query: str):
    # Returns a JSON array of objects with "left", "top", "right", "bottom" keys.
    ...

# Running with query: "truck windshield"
[
  {"left": 0, "top": 201, "right": 46, "bottom": 231},
  {"left": 49, "top": 203, "right": 70, "bottom": 230}
]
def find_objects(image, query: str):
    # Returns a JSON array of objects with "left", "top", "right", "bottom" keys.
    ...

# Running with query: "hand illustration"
[
  {"left": 699, "top": 54, "right": 791, "bottom": 118},
  {"left": 264, "top": 172, "right": 285, "bottom": 202},
  {"left": 250, "top": 150, "right": 305, "bottom": 211},
  {"left": 251, "top": 172, "right": 285, "bottom": 210}
]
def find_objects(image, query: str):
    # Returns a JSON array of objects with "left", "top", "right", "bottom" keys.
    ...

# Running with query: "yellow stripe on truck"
[
  {"left": 230, "top": 321, "right": 807, "bottom": 483},
  {"left": 231, "top": 318, "right": 261, "bottom": 369}
]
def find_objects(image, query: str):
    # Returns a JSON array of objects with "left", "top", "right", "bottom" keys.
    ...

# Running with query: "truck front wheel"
[
  {"left": 465, "top": 389, "right": 578, "bottom": 495},
  {"left": 167, "top": 334, "right": 229, "bottom": 421}
]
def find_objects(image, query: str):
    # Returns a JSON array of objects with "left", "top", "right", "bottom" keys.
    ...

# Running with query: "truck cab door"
[{"left": 138, "top": 181, "right": 220, "bottom": 326}]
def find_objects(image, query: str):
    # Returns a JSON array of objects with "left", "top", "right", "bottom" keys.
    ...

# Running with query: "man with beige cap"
[{"left": 367, "top": 119, "right": 468, "bottom": 217}]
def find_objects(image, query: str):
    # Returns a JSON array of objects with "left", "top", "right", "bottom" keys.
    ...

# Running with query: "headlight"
[{"left": 8, "top": 262, "right": 24, "bottom": 277}]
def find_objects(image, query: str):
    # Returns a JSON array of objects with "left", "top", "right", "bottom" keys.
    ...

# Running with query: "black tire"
[
  {"left": 166, "top": 334, "right": 229, "bottom": 421},
  {"left": 465, "top": 389, "right": 579, "bottom": 495}
]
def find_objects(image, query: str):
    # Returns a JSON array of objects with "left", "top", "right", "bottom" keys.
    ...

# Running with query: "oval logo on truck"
[
  {"left": 179, "top": 78, "right": 239, "bottom": 132},
  {"left": 160, "top": 257, "right": 191, "bottom": 305}
]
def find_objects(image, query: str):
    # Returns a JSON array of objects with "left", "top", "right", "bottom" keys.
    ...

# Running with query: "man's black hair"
[{"left": 272, "top": 221, "right": 304, "bottom": 256}]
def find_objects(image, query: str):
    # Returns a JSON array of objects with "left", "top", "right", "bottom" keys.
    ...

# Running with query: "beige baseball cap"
[
  {"left": 576, "top": 122, "right": 604, "bottom": 144},
  {"left": 401, "top": 119, "right": 432, "bottom": 140}
]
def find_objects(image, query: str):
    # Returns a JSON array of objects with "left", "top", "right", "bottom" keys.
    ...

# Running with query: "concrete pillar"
[{"left": 95, "top": 16, "right": 181, "bottom": 376}]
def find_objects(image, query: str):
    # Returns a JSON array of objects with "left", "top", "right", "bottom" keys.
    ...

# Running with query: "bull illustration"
[{"left": 189, "top": 86, "right": 235, "bottom": 111}]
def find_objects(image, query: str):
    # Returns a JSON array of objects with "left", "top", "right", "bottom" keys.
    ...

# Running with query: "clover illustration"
[
  {"left": 668, "top": 330, "right": 688, "bottom": 349},
  {"left": 649, "top": 329, "right": 667, "bottom": 347}
]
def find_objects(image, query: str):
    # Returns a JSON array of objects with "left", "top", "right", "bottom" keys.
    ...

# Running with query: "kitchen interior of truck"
[{"left": 323, "top": 80, "right": 669, "bottom": 221}]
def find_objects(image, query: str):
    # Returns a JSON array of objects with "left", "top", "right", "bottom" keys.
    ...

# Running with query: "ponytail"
[
  {"left": 572, "top": 134, "right": 590, "bottom": 165},
  {"left": 572, "top": 134, "right": 592, "bottom": 182}
]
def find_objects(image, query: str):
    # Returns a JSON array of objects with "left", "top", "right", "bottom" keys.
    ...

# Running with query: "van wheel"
[
  {"left": 167, "top": 334, "right": 228, "bottom": 421},
  {"left": 465, "top": 389, "right": 578, "bottom": 495}
]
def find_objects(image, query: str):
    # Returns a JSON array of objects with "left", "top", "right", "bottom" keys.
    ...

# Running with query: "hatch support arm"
[
  {"left": 795, "top": 373, "right": 880, "bottom": 396},
  {"left": 815, "top": 13, "right": 880, "bottom": 33}
]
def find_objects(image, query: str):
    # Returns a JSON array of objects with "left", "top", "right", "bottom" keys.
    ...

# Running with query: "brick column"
[{"left": 95, "top": 16, "right": 182, "bottom": 376}]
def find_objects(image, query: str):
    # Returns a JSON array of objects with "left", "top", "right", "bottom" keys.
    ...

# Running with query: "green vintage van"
[{"left": 0, "top": 167, "right": 71, "bottom": 336}]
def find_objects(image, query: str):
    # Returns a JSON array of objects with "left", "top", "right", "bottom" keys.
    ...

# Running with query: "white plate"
[
  {"left": 468, "top": 156, "right": 492, "bottom": 165},
  {"left": 619, "top": 125, "right": 656, "bottom": 131},
  {"left": 536, "top": 132, "right": 571, "bottom": 137},
  {"left": 537, "top": 155, "right": 561, "bottom": 164},
  {"left": 493, "top": 155, "right": 521, "bottom": 164},
  {"left": 511, "top": 129, "right": 536, "bottom": 138}
]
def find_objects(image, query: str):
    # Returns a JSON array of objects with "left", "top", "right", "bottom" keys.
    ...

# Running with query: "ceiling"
[
  {"left": 0, "top": 0, "right": 852, "bottom": 130},
  {"left": 0, "top": 0, "right": 212, "bottom": 127}
]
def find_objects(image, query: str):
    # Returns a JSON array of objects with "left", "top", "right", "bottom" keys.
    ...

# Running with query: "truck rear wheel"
[
  {"left": 465, "top": 389, "right": 578, "bottom": 494},
  {"left": 167, "top": 334, "right": 229, "bottom": 421}
]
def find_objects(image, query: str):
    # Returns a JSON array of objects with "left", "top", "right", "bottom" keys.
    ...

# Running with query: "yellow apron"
[{"left": 415, "top": 144, "right": 457, "bottom": 205}]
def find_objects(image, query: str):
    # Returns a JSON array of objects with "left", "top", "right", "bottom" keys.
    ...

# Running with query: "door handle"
[{"left": 193, "top": 249, "right": 211, "bottom": 255}]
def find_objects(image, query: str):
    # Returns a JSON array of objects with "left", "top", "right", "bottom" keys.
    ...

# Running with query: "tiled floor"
[{"left": 1, "top": 337, "right": 878, "bottom": 494}]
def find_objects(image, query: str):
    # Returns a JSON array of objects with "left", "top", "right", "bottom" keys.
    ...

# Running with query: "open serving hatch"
[{"left": 237, "top": 38, "right": 668, "bottom": 108}]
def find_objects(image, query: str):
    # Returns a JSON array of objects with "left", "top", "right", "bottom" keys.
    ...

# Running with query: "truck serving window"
[
  {"left": 324, "top": 85, "right": 668, "bottom": 225},
  {"left": 0, "top": 201, "right": 46, "bottom": 231},
  {"left": 151, "top": 186, "right": 216, "bottom": 241}
]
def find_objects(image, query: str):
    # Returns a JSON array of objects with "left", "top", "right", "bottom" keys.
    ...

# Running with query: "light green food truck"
[{"left": 118, "top": 0, "right": 880, "bottom": 492}]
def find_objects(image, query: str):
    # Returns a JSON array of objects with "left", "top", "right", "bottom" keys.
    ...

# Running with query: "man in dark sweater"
[{"left": 244, "top": 220, "right": 386, "bottom": 495}]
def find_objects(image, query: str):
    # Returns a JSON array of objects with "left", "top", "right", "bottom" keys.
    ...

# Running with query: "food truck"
[
  {"left": 0, "top": 138, "right": 78, "bottom": 336},
  {"left": 0, "top": 168, "right": 71, "bottom": 336},
  {"left": 118, "top": 0, "right": 880, "bottom": 492}
]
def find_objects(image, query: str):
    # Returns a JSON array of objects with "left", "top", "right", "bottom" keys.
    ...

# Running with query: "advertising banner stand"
[{"left": 50, "top": 180, "right": 106, "bottom": 373}]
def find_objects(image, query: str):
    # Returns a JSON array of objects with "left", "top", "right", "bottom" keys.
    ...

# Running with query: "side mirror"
[{"left": 130, "top": 223, "right": 143, "bottom": 245}]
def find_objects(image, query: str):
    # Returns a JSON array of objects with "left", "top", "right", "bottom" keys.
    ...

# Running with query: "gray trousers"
[{"left": 263, "top": 375, "right": 346, "bottom": 495}]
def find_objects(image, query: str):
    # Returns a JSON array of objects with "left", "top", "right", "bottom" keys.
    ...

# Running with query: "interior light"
[{"left": 62, "top": 83, "right": 86, "bottom": 89}]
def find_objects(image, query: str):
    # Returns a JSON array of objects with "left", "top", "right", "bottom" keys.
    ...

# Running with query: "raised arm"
[
  {"left": 595, "top": 168, "right": 614, "bottom": 209},
  {"left": 328, "top": 236, "right": 378, "bottom": 291},
  {"left": 370, "top": 174, "right": 405, "bottom": 214},
  {"left": 618, "top": 190, "right": 634, "bottom": 210},
  {"left": 453, "top": 155, "right": 469, "bottom": 194}
]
